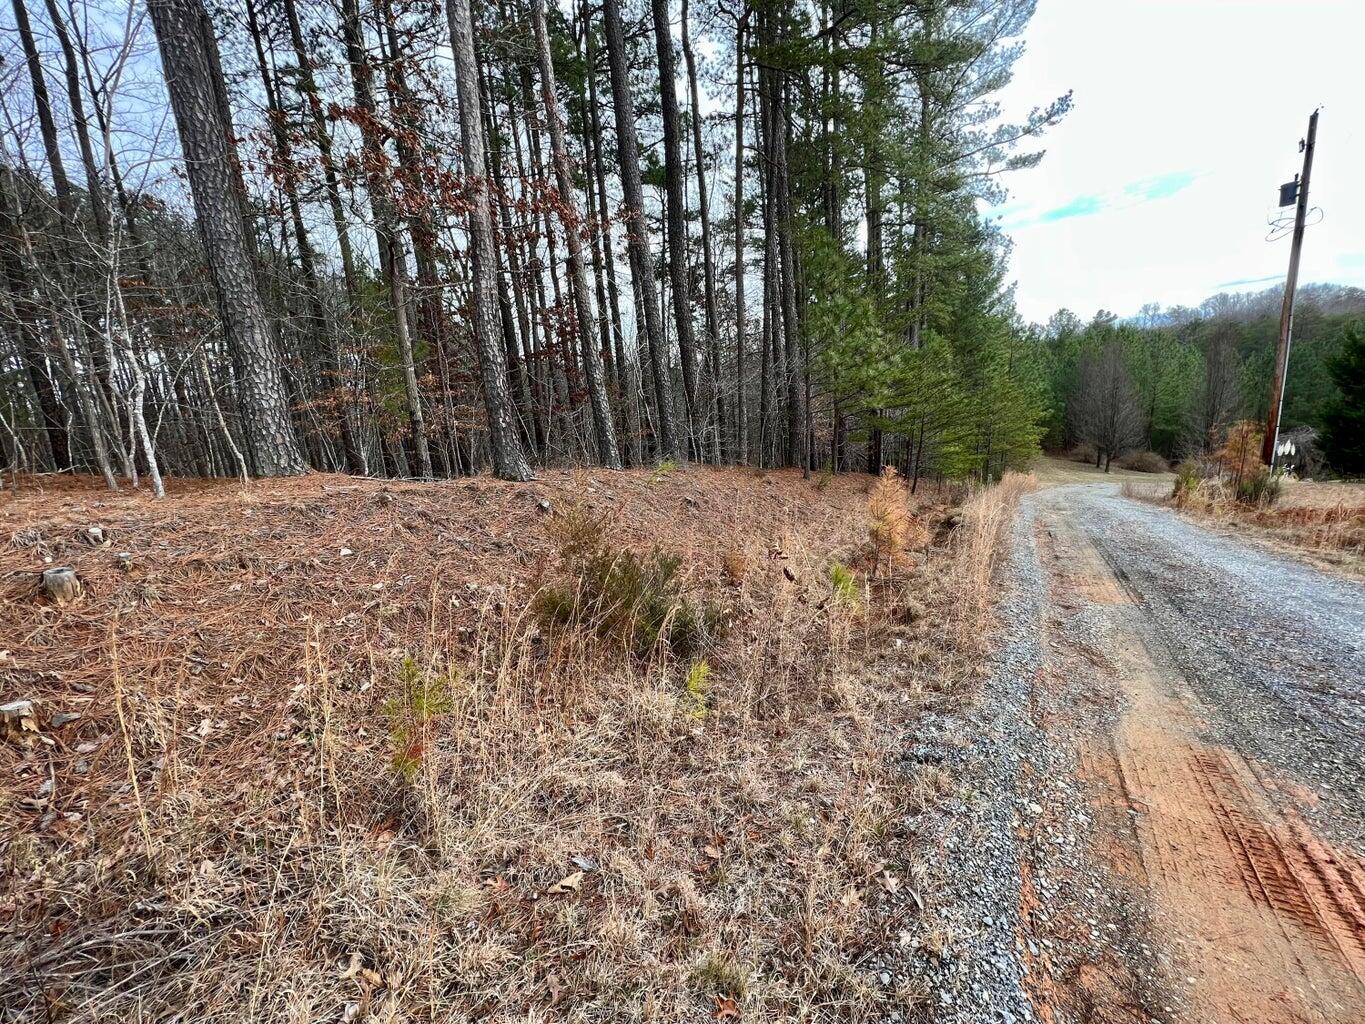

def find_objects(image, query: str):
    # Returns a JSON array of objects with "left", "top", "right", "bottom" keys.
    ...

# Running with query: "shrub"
[
  {"left": 684, "top": 660, "right": 711, "bottom": 719},
  {"left": 1117, "top": 450, "right": 1169, "bottom": 473},
  {"left": 1068, "top": 443, "right": 1098, "bottom": 464},
  {"left": 1171, "top": 463, "right": 1200, "bottom": 508},
  {"left": 1235, "top": 468, "right": 1283, "bottom": 507},
  {"left": 829, "top": 562, "right": 860, "bottom": 607},
  {"left": 536, "top": 500, "right": 723, "bottom": 659}
]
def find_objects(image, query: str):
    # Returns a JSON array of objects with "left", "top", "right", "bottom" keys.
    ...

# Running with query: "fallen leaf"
[
  {"left": 712, "top": 994, "right": 740, "bottom": 1019},
  {"left": 549, "top": 870, "right": 584, "bottom": 895}
]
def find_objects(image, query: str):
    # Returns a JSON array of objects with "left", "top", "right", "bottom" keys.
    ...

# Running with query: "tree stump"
[{"left": 40, "top": 567, "right": 82, "bottom": 605}]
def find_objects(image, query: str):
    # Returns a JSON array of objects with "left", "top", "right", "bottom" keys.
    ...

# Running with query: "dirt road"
[{"left": 1016, "top": 483, "right": 1365, "bottom": 1024}]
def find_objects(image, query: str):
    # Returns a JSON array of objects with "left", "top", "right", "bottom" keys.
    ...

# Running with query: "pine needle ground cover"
[{"left": 2, "top": 467, "right": 1025, "bottom": 1021}]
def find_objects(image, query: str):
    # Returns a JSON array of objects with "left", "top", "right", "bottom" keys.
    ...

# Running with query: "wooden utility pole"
[{"left": 1262, "top": 108, "right": 1319, "bottom": 467}]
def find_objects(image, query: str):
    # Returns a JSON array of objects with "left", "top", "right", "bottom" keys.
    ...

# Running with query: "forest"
[
  {"left": 1042, "top": 282, "right": 1365, "bottom": 475},
  {"left": 0, "top": 0, "right": 1072, "bottom": 493}
]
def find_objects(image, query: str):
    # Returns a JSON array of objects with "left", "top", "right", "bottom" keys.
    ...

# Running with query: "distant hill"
[{"left": 1141, "top": 283, "right": 1365, "bottom": 327}]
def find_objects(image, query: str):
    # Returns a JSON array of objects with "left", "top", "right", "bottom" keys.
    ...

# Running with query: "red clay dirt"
[{"left": 1034, "top": 507, "right": 1365, "bottom": 1024}]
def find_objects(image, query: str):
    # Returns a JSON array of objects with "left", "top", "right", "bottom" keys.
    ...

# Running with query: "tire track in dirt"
[{"left": 1031, "top": 496, "right": 1365, "bottom": 1024}]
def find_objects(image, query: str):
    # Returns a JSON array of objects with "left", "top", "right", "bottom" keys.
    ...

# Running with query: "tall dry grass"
[
  {"left": 2, "top": 469, "right": 1041, "bottom": 1022},
  {"left": 948, "top": 471, "right": 1038, "bottom": 643}
]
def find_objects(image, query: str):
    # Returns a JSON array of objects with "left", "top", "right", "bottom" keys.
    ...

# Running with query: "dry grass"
[
  {"left": 1124, "top": 471, "right": 1365, "bottom": 575},
  {"left": 1032, "top": 456, "right": 1174, "bottom": 489},
  {"left": 949, "top": 471, "right": 1039, "bottom": 644},
  {"left": 1, "top": 466, "right": 1026, "bottom": 1022}
]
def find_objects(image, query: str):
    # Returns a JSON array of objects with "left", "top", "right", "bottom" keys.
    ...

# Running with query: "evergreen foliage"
[{"left": 1321, "top": 322, "right": 1365, "bottom": 477}]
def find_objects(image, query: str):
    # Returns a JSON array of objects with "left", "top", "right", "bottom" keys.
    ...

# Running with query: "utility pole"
[{"left": 1262, "top": 108, "right": 1319, "bottom": 468}]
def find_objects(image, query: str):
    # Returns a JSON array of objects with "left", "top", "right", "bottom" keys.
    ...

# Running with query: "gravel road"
[
  {"left": 1049, "top": 483, "right": 1365, "bottom": 848},
  {"left": 906, "top": 482, "right": 1365, "bottom": 1024}
]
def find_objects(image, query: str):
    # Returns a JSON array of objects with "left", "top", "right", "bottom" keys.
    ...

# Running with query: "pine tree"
[
  {"left": 148, "top": 0, "right": 307, "bottom": 477},
  {"left": 1321, "top": 322, "right": 1365, "bottom": 477}
]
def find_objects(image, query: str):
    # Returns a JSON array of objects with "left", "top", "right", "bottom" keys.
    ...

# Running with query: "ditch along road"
[{"left": 996, "top": 483, "right": 1365, "bottom": 1024}]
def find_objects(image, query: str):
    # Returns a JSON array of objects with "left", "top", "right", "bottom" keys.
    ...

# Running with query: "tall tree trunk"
[
  {"left": 864, "top": 18, "right": 885, "bottom": 472},
  {"left": 150, "top": 0, "right": 307, "bottom": 476},
  {"left": 582, "top": 10, "right": 640, "bottom": 465},
  {"left": 765, "top": 26, "right": 804, "bottom": 471},
  {"left": 379, "top": 0, "right": 454, "bottom": 473},
  {"left": 0, "top": 167, "right": 69, "bottom": 470},
  {"left": 733, "top": 12, "right": 747, "bottom": 464},
  {"left": 531, "top": 0, "right": 620, "bottom": 469},
  {"left": 339, "top": 0, "right": 431, "bottom": 477},
  {"left": 281, "top": 0, "right": 368, "bottom": 474},
  {"left": 601, "top": 0, "right": 679, "bottom": 460},
  {"left": 445, "top": 0, "right": 532, "bottom": 479},
  {"left": 681, "top": 0, "right": 724, "bottom": 460},
  {"left": 12, "top": 0, "right": 120, "bottom": 484},
  {"left": 244, "top": 0, "right": 349, "bottom": 471},
  {"left": 650, "top": 0, "right": 701, "bottom": 449},
  {"left": 489, "top": 86, "right": 547, "bottom": 456},
  {"left": 41, "top": 0, "right": 109, "bottom": 241},
  {"left": 482, "top": 58, "right": 539, "bottom": 460}
]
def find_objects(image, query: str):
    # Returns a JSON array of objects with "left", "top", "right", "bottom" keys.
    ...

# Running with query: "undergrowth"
[
  {"left": 0, "top": 466, "right": 1036, "bottom": 1022},
  {"left": 533, "top": 493, "right": 725, "bottom": 659}
]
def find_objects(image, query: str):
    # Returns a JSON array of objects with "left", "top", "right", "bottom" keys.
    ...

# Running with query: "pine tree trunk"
[
  {"left": 446, "top": 0, "right": 532, "bottom": 480},
  {"left": 482, "top": 60, "right": 540, "bottom": 460},
  {"left": 12, "top": 0, "right": 120, "bottom": 484},
  {"left": 281, "top": 0, "right": 368, "bottom": 475},
  {"left": 531, "top": 0, "right": 620, "bottom": 469},
  {"left": 583, "top": 32, "right": 641, "bottom": 464},
  {"left": 601, "top": 0, "right": 678, "bottom": 461},
  {"left": 490, "top": 97, "right": 548, "bottom": 456},
  {"left": 733, "top": 13, "right": 747, "bottom": 465},
  {"left": 150, "top": 0, "right": 306, "bottom": 476},
  {"left": 339, "top": 0, "right": 431, "bottom": 478},
  {"left": 0, "top": 167, "right": 69, "bottom": 470},
  {"left": 681, "top": 0, "right": 725, "bottom": 461},
  {"left": 765, "top": 28, "right": 805, "bottom": 471},
  {"left": 650, "top": 0, "right": 702, "bottom": 449}
]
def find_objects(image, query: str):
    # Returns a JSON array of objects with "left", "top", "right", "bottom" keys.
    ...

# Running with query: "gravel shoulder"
[{"left": 909, "top": 481, "right": 1365, "bottom": 1024}]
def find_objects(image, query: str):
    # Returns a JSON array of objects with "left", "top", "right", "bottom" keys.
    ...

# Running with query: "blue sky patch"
[
  {"left": 1039, "top": 195, "right": 1105, "bottom": 222},
  {"left": 991, "top": 169, "right": 1198, "bottom": 230},
  {"left": 1125, "top": 171, "right": 1199, "bottom": 201}
]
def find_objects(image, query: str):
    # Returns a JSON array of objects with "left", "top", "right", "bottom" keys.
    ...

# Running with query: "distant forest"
[{"left": 1039, "top": 282, "right": 1365, "bottom": 473}]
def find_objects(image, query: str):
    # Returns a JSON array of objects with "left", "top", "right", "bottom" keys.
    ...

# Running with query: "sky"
[{"left": 988, "top": 0, "right": 1365, "bottom": 325}]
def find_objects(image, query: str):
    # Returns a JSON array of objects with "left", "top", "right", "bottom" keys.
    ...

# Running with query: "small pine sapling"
[
  {"left": 867, "top": 467, "right": 912, "bottom": 573},
  {"left": 384, "top": 655, "right": 454, "bottom": 783}
]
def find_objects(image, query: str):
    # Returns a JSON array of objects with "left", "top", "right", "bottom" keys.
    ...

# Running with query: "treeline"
[
  {"left": 0, "top": 0, "right": 1067, "bottom": 491},
  {"left": 1041, "top": 283, "right": 1365, "bottom": 472}
]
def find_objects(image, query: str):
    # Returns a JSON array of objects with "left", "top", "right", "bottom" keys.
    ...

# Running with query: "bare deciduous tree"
[{"left": 1070, "top": 342, "right": 1145, "bottom": 472}]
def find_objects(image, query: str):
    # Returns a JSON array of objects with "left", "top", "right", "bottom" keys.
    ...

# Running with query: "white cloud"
[{"left": 992, "top": 0, "right": 1365, "bottom": 323}]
